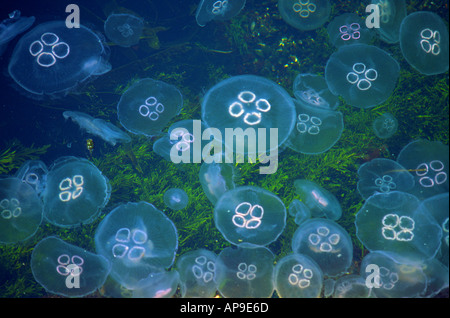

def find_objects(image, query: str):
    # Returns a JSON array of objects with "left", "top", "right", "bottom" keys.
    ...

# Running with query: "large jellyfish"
[
  {"left": 371, "top": 0, "right": 406, "bottom": 44},
  {"left": 285, "top": 99, "right": 344, "bottom": 155},
  {"left": 0, "top": 177, "right": 43, "bottom": 244},
  {"left": 8, "top": 21, "right": 111, "bottom": 97},
  {"left": 327, "top": 13, "right": 374, "bottom": 48},
  {"left": 195, "top": 0, "right": 246, "bottom": 27},
  {"left": 360, "top": 251, "right": 427, "bottom": 298},
  {"left": 14, "top": 160, "right": 48, "bottom": 196},
  {"left": 199, "top": 162, "right": 236, "bottom": 205},
  {"left": 325, "top": 44, "right": 400, "bottom": 108},
  {"left": 95, "top": 201, "right": 178, "bottom": 289},
  {"left": 273, "top": 253, "right": 323, "bottom": 298},
  {"left": 30, "top": 236, "right": 111, "bottom": 297},
  {"left": 63, "top": 111, "right": 131, "bottom": 146},
  {"left": 0, "top": 10, "right": 35, "bottom": 55},
  {"left": 176, "top": 249, "right": 218, "bottom": 298},
  {"left": 291, "top": 218, "right": 353, "bottom": 277},
  {"left": 104, "top": 13, "right": 144, "bottom": 47},
  {"left": 214, "top": 185, "right": 286, "bottom": 247},
  {"left": 292, "top": 73, "right": 340, "bottom": 110},
  {"left": 355, "top": 191, "right": 442, "bottom": 262},
  {"left": 400, "top": 11, "right": 449, "bottom": 75},
  {"left": 293, "top": 179, "right": 342, "bottom": 220},
  {"left": 41, "top": 156, "right": 111, "bottom": 228},
  {"left": 397, "top": 139, "right": 449, "bottom": 200},
  {"left": 163, "top": 188, "right": 189, "bottom": 211},
  {"left": 357, "top": 158, "right": 415, "bottom": 200},
  {"left": 278, "top": 0, "right": 331, "bottom": 31},
  {"left": 214, "top": 246, "right": 274, "bottom": 298},
  {"left": 372, "top": 112, "right": 398, "bottom": 139},
  {"left": 117, "top": 78, "right": 183, "bottom": 137},
  {"left": 201, "top": 75, "right": 296, "bottom": 157}
]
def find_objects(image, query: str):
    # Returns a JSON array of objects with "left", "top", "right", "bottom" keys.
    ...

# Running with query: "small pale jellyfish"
[
  {"left": 163, "top": 188, "right": 189, "bottom": 211},
  {"left": 0, "top": 10, "right": 35, "bottom": 54},
  {"left": 104, "top": 13, "right": 144, "bottom": 47},
  {"left": 195, "top": 0, "right": 247, "bottom": 27},
  {"left": 289, "top": 199, "right": 311, "bottom": 225},
  {"left": 371, "top": 0, "right": 407, "bottom": 44},
  {"left": 327, "top": 13, "right": 374, "bottom": 48},
  {"left": 199, "top": 162, "right": 236, "bottom": 205},
  {"left": 14, "top": 160, "right": 48, "bottom": 196},
  {"left": 372, "top": 113, "right": 398, "bottom": 139},
  {"left": 293, "top": 73, "right": 340, "bottom": 110},
  {"left": 278, "top": 0, "right": 331, "bottom": 31}
]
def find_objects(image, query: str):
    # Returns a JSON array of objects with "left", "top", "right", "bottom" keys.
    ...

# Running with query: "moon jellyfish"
[
  {"left": 8, "top": 21, "right": 111, "bottom": 97},
  {"left": 201, "top": 75, "right": 296, "bottom": 156},
  {"left": 41, "top": 156, "right": 111, "bottom": 228},
  {"left": 420, "top": 193, "right": 449, "bottom": 267},
  {"left": 14, "top": 160, "right": 48, "bottom": 196},
  {"left": 355, "top": 191, "right": 442, "bottom": 262},
  {"left": 104, "top": 13, "right": 144, "bottom": 47},
  {"left": 30, "top": 236, "right": 111, "bottom": 297},
  {"left": 273, "top": 253, "right": 323, "bottom": 298},
  {"left": 400, "top": 11, "right": 449, "bottom": 75},
  {"left": 292, "top": 218, "right": 353, "bottom": 277},
  {"left": 360, "top": 251, "right": 427, "bottom": 298},
  {"left": 199, "top": 162, "right": 235, "bottom": 205},
  {"left": 289, "top": 199, "right": 311, "bottom": 225},
  {"left": 163, "top": 188, "right": 189, "bottom": 211},
  {"left": 421, "top": 258, "right": 450, "bottom": 297},
  {"left": 293, "top": 179, "right": 342, "bottom": 220},
  {"left": 0, "top": 10, "right": 35, "bottom": 54},
  {"left": 286, "top": 99, "right": 344, "bottom": 155},
  {"left": 214, "top": 186, "right": 286, "bottom": 247},
  {"left": 176, "top": 249, "right": 218, "bottom": 298},
  {"left": 132, "top": 270, "right": 180, "bottom": 298},
  {"left": 95, "top": 201, "right": 178, "bottom": 289},
  {"left": 325, "top": 44, "right": 400, "bottom": 108},
  {"left": 292, "top": 73, "right": 340, "bottom": 110},
  {"left": 327, "top": 13, "right": 374, "bottom": 48},
  {"left": 214, "top": 246, "right": 274, "bottom": 298},
  {"left": 63, "top": 111, "right": 131, "bottom": 146},
  {"left": 0, "top": 177, "right": 43, "bottom": 244},
  {"left": 357, "top": 158, "right": 415, "bottom": 200},
  {"left": 332, "top": 275, "right": 372, "bottom": 298},
  {"left": 195, "top": 0, "right": 246, "bottom": 27},
  {"left": 397, "top": 139, "right": 449, "bottom": 200},
  {"left": 371, "top": 0, "right": 406, "bottom": 44},
  {"left": 278, "top": 0, "right": 331, "bottom": 31},
  {"left": 117, "top": 78, "right": 183, "bottom": 137},
  {"left": 372, "top": 112, "right": 398, "bottom": 139}
]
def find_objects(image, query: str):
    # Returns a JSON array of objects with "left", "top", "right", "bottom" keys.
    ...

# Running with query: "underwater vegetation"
[{"left": 0, "top": 0, "right": 448, "bottom": 298}]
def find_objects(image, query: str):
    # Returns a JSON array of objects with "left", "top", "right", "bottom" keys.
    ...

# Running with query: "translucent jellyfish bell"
[
  {"left": 132, "top": 270, "right": 180, "bottom": 298},
  {"left": 357, "top": 158, "right": 415, "bottom": 200},
  {"left": 400, "top": 11, "right": 449, "bottom": 75},
  {"left": 289, "top": 199, "right": 311, "bottom": 225},
  {"left": 31, "top": 236, "right": 111, "bottom": 297},
  {"left": 360, "top": 251, "right": 427, "bottom": 298},
  {"left": 273, "top": 253, "right": 323, "bottom": 298},
  {"left": 285, "top": 99, "right": 344, "bottom": 155},
  {"left": 291, "top": 218, "right": 353, "bottom": 277},
  {"left": 214, "top": 246, "right": 274, "bottom": 298},
  {"left": 41, "top": 156, "right": 110, "bottom": 228},
  {"left": 118, "top": 78, "right": 182, "bottom": 137},
  {"left": 163, "top": 188, "right": 189, "bottom": 211},
  {"left": 63, "top": 111, "right": 131, "bottom": 146},
  {"left": 278, "top": 0, "right": 331, "bottom": 31},
  {"left": 199, "top": 162, "right": 236, "bottom": 205},
  {"left": 201, "top": 75, "right": 296, "bottom": 156},
  {"left": 355, "top": 191, "right": 442, "bottom": 262},
  {"left": 332, "top": 275, "right": 372, "bottom": 298},
  {"left": 176, "top": 249, "right": 218, "bottom": 297},
  {"left": 293, "top": 179, "right": 342, "bottom": 220},
  {"left": 104, "top": 13, "right": 144, "bottom": 47},
  {"left": 325, "top": 44, "right": 400, "bottom": 109},
  {"left": 95, "top": 201, "right": 178, "bottom": 289},
  {"left": 372, "top": 112, "right": 398, "bottom": 139},
  {"left": 214, "top": 186, "right": 286, "bottom": 246},
  {"left": 0, "top": 10, "right": 35, "bottom": 52},
  {"left": 8, "top": 21, "right": 111, "bottom": 97},
  {"left": 0, "top": 177, "right": 43, "bottom": 244},
  {"left": 293, "top": 73, "right": 340, "bottom": 110},
  {"left": 397, "top": 139, "right": 449, "bottom": 200},
  {"left": 371, "top": 0, "right": 406, "bottom": 44},
  {"left": 14, "top": 160, "right": 48, "bottom": 196},
  {"left": 195, "top": 0, "right": 246, "bottom": 27},
  {"left": 327, "top": 13, "right": 374, "bottom": 48}
]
